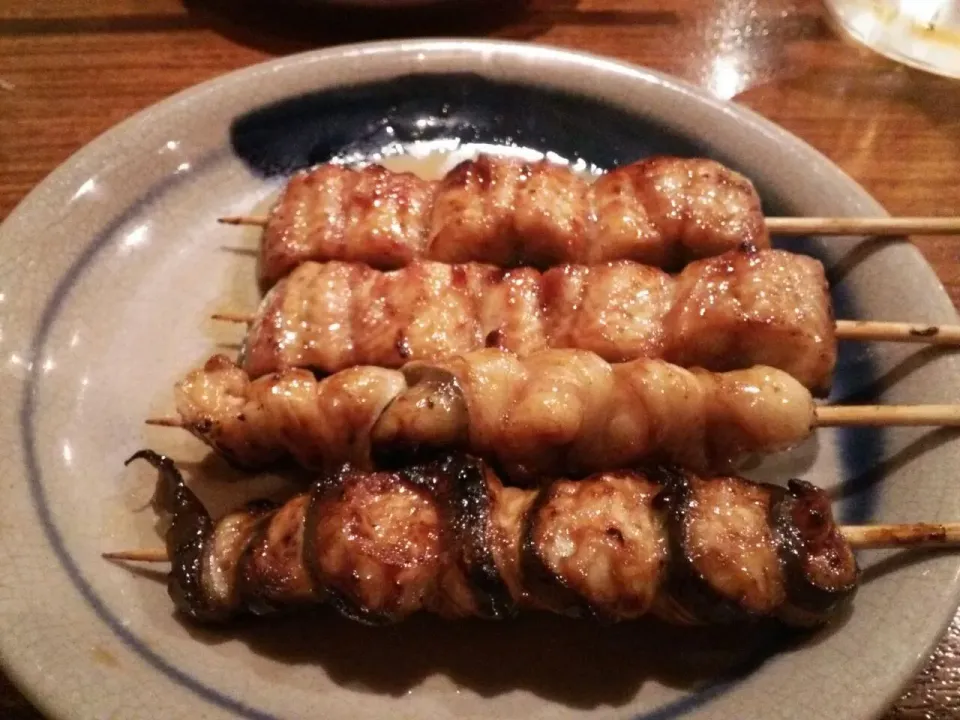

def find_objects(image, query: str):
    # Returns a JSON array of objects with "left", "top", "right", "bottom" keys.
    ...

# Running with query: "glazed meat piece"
[
  {"left": 244, "top": 261, "right": 497, "bottom": 379},
  {"left": 665, "top": 248, "right": 834, "bottom": 395},
  {"left": 664, "top": 472, "right": 786, "bottom": 623},
  {"left": 172, "top": 349, "right": 816, "bottom": 480},
  {"left": 130, "top": 451, "right": 859, "bottom": 628},
  {"left": 239, "top": 246, "right": 835, "bottom": 393},
  {"left": 589, "top": 156, "right": 768, "bottom": 267},
  {"left": 428, "top": 157, "right": 593, "bottom": 267},
  {"left": 257, "top": 155, "right": 769, "bottom": 286},
  {"left": 261, "top": 164, "right": 436, "bottom": 288},
  {"left": 175, "top": 354, "right": 406, "bottom": 469}
]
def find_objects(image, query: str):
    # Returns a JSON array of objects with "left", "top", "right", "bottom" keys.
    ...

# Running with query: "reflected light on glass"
[
  {"left": 165, "top": 140, "right": 178, "bottom": 151},
  {"left": 62, "top": 442, "right": 73, "bottom": 466},
  {"left": 42, "top": 357, "right": 55, "bottom": 374},
  {"left": 708, "top": 57, "right": 746, "bottom": 100},
  {"left": 176, "top": 162, "right": 191, "bottom": 173},
  {"left": 900, "top": 0, "right": 947, "bottom": 24}
]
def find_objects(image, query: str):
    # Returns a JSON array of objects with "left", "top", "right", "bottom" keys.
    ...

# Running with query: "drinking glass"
[{"left": 825, "top": 0, "right": 960, "bottom": 78}]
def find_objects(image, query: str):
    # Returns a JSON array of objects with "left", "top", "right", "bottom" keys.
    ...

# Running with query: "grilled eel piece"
[
  {"left": 259, "top": 155, "right": 769, "bottom": 287},
  {"left": 242, "top": 246, "right": 834, "bottom": 393},
  {"left": 131, "top": 450, "right": 857, "bottom": 628},
  {"left": 172, "top": 349, "right": 815, "bottom": 481}
]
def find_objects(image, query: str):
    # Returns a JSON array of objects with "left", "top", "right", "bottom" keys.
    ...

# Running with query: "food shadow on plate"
[
  {"left": 858, "top": 546, "right": 960, "bottom": 584},
  {"left": 829, "top": 426, "right": 960, "bottom": 502},
  {"left": 831, "top": 345, "right": 958, "bottom": 405},
  {"left": 820, "top": 237, "right": 905, "bottom": 287},
  {"left": 177, "top": 606, "right": 796, "bottom": 706}
]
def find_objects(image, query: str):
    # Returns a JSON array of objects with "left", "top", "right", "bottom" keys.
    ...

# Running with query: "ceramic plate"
[{"left": 2, "top": 39, "right": 960, "bottom": 720}]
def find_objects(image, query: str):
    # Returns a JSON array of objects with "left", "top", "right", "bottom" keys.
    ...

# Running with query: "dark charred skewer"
[
  {"left": 106, "top": 450, "right": 871, "bottom": 628},
  {"left": 104, "top": 523, "right": 960, "bottom": 564}
]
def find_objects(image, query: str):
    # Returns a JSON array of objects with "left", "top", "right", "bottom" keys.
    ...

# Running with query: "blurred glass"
[{"left": 825, "top": 0, "right": 960, "bottom": 78}]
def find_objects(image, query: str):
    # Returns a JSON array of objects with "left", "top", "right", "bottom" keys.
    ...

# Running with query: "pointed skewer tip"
[
  {"left": 145, "top": 417, "right": 184, "bottom": 428},
  {"left": 102, "top": 548, "right": 169, "bottom": 563}
]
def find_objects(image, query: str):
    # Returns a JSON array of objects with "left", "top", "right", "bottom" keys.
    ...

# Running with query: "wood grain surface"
[{"left": 1, "top": 0, "right": 959, "bottom": 717}]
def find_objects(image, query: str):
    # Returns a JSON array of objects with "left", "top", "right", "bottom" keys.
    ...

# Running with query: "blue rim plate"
[{"left": 1, "top": 39, "right": 959, "bottom": 720}]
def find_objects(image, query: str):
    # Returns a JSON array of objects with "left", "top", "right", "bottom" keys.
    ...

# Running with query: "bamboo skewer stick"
[
  {"left": 145, "top": 417, "right": 184, "bottom": 428},
  {"left": 813, "top": 405, "right": 960, "bottom": 427},
  {"left": 834, "top": 320, "right": 960, "bottom": 345},
  {"left": 765, "top": 217, "right": 960, "bottom": 236},
  {"left": 218, "top": 215, "right": 960, "bottom": 236},
  {"left": 103, "top": 549, "right": 169, "bottom": 562},
  {"left": 146, "top": 405, "right": 960, "bottom": 430},
  {"left": 841, "top": 524, "right": 960, "bottom": 549},
  {"left": 209, "top": 312, "right": 960, "bottom": 348},
  {"left": 211, "top": 312, "right": 255, "bottom": 324},
  {"left": 100, "top": 522, "right": 960, "bottom": 563},
  {"left": 219, "top": 215, "right": 267, "bottom": 227}
]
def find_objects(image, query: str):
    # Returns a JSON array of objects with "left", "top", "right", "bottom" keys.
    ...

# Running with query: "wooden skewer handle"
[
  {"left": 148, "top": 405, "right": 960, "bottom": 431},
  {"left": 767, "top": 217, "right": 960, "bottom": 236},
  {"left": 815, "top": 405, "right": 960, "bottom": 427},
  {"left": 145, "top": 417, "right": 184, "bottom": 428},
  {"left": 834, "top": 320, "right": 960, "bottom": 345},
  {"left": 105, "top": 522, "right": 960, "bottom": 562},
  {"left": 212, "top": 312, "right": 254, "bottom": 324},
  {"left": 219, "top": 215, "right": 267, "bottom": 227},
  {"left": 220, "top": 215, "right": 960, "bottom": 236},
  {"left": 103, "top": 549, "right": 169, "bottom": 562},
  {"left": 213, "top": 314, "right": 960, "bottom": 343},
  {"left": 842, "top": 523, "right": 960, "bottom": 549}
]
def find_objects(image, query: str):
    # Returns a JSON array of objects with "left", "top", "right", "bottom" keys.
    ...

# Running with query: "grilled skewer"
[
  {"left": 147, "top": 349, "right": 960, "bottom": 481},
  {"left": 220, "top": 155, "right": 960, "bottom": 290},
  {"left": 108, "top": 450, "right": 862, "bottom": 628},
  {"left": 219, "top": 247, "right": 838, "bottom": 392},
  {"left": 227, "top": 214, "right": 960, "bottom": 237},
  {"left": 236, "top": 156, "right": 771, "bottom": 288}
]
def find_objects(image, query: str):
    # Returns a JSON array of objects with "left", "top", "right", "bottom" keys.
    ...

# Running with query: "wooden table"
[{"left": 1, "top": 0, "right": 959, "bottom": 716}]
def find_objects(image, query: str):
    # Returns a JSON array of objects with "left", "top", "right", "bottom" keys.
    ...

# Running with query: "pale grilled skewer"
[{"left": 146, "top": 349, "right": 960, "bottom": 482}]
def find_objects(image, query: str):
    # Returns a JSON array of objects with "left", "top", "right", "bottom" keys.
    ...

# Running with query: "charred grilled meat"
[
  {"left": 130, "top": 451, "right": 858, "bottom": 628},
  {"left": 259, "top": 156, "right": 769, "bottom": 287}
]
